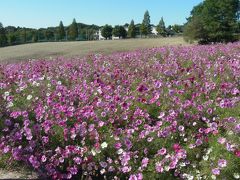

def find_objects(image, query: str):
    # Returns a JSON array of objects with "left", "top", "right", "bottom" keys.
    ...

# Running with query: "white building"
[
  {"left": 97, "top": 29, "right": 105, "bottom": 40},
  {"left": 151, "top": 26, "right": 158, "bottom": 35}
]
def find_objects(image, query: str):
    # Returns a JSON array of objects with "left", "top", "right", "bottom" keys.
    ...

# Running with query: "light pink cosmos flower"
[
  {"left": 155, "top": 162, "right": 163, "bottom": 173},
  {"left": 158, "top": 148, "right": 167, "bottom": 155},
  {"left": 218, "top": 159, "right": 227, "bottom": 168},
  {"left": 217, "top": 137, "right": 226, "bottom": 144},
  {"left": 212, "top": 168, "right": 220, "bottom": 175}
]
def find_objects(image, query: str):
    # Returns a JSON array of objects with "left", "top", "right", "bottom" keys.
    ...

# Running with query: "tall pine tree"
[
  {"left": 156, "top": 17, "right": 167, "bottom": 37},
  {"left": 128, "top": 20, "right": 136, "bottom": 38},
  {"left": 141, "top": 10, "right": 151, "bottom": 36},
  {"left": 68, "top": 18, "right": 78, "bottom": 40},
  {"left": 58, "top": 21, "right": 65, "bottom": 40}
]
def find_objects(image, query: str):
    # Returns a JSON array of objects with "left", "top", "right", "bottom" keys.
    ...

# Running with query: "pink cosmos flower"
[
  {"left": 235, "top": 150, "right": 240, "bottom": 157},
  {"left": 41, "top": 155, "right": 47, "bottom": 162},
  {"left": 155, "top": 162, "right": 163, "bottom": 173},
  {"left": 141, "top": 157, "right": 149, "bottom": 168},
  {"left": 173, "top": 144, "right": 181, "bottom": 152},
  {"left": 122, "top": 166, "right": 131, "bottom": 173},
  {"left": 218, "top": 159, "right": 227, "bottom": 168},
  {"left": 158, "top": 148, "right": 167, "bottom": 155},
  {"left": 212, "top": 168, "right": 220, "bottom": 175},
  {"left": 217, "top": 137, "right": 226, "bottom": 144},
  {"left": 158, "top": 112, "right": 165, "bottom": 119}
]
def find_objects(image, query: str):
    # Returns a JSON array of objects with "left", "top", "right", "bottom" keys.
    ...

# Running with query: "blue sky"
[{"left": 0, "top": 0, "right": 203, "bottom": 28}]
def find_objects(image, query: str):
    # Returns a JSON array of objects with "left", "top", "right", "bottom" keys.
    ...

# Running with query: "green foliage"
[
  {"left": 21, "top": 28, "right": 27, "bottom": 43},
  {"left": 30, "top": 30, "right": 38, "bottom": 42},
  {"left": 112, "top": 25, "right": 127, "bottom": 38},
  {"left": 128, "top": 20, "right": 136, "bottom": 38},
  {"left": 2, "top": 20, "right": 99, "bottom": 46},
  {"left": 140, "top": 23, "right": 148, "bottom": 37},
  {"left": 0, "top": 23, "right": 8, "bottom": 47},
  {"left": 58, "top": 21, "right": 65, "bottom": 40},
  {"left": 101, "top": 24, "right": 113, "bottom": 39},
  {"left": 68, "top": 18, "right": 78, "bottom": 40},
  {"left": 184, "top": 0, "right": 240, "bottom": 44},
  {"left": 45, "top": 29, "right": 55, "bottom": 41},
  {"left": 8, "top": 33, "right": 17, "bottom": 45},
  {"left": 172, "top": 24, "right": 183, "bottom": 34},
  {"left": 156, "top": 17, "right": 167, "bottom": 37},
  {"left": 119, "top": 26, "right": 127, "bottom": 39},
  {"left": 141, "top": 10, "right": 151, "bottom": 36}
]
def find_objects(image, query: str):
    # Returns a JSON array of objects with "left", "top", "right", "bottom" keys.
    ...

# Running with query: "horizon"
[{"left": 0, "top": 0, "right": 203, "bottom": 28}]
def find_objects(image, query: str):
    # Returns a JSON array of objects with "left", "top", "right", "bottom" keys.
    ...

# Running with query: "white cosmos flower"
[
  {"left": 91, "top": 149, "right": 96, "bottom": 156},
  {"left": 100, "top": 169, "right": 106, "bottom": 174},
  {"left": 206, "top": 148, "right": 213, "bottom": 154},
  {"left": 234, "top": 173, "right": 240, "bottom": 179},
  {"left": 7, "top": 102, "right": 13, "bottom": 108},
  {"left": 187, "top": 175, "right": 194, "bottom": 180},
  {"left": 27, "top": 95, "right": 32, "bottom": 100},
  {"left": 117, "top": 148, "right": 123, "bottom": 155},
  {"left": 164, "top": 166, "right": 170, "bottom": 171},
  {"left": 211, "top": 175, "right": 216, "bottom": 180},
  {"left": 39, "top": 76, "right": 45, "bottom": 80},
  {"left": 4, "top": 91, "right": 9, "bottom": 96},
  {"left": 32, "top": 81, "right": 37, "bottom": 86},
  {"left": 101, "top": 142, "right": 108, "bottom": 149},
  {"left": 203, "top": 155, "right": 209, "bottom": 161}
]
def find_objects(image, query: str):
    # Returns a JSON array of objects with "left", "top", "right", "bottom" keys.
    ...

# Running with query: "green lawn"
[{"left": 0, "top": 37, "right": 188, "bottom": 63}]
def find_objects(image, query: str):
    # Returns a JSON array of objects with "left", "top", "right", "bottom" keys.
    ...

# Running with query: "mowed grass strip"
[{"left": 0, "top": 37, "right": 188, "bottom": 63}]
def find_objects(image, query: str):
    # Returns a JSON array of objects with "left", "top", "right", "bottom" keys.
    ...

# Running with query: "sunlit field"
[
  {"left": 0, "top": 37, "right": 187, "bottom": 63},
  {"left": 0, "top": 42, "right": 239, "bottom": 179}
]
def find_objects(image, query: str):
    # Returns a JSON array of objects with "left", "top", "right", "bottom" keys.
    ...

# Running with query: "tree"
[
  {"left": 140, "top": 24, "right": 147, "bottom": 37},
  {"left": 101, "top": 24, "right": 113, "bottom": 39},
  {"left": 58, "top": 21, "right": 65, "bottom": 40},
  {"left": 31, "top": 30, "right": 38, "bottom": 42},
  {"left": 45, "top": 29, "right": 54, "bottom": 41},
  {"left": 128, "top": 20, "right": 136, "bottom": 38},
  {"left": 141, "top": 10, "right": 151, "bottom": 36},
  {"left": 68, "top": 18, "right": 78, "bottom": 40},
  {"left": 0, "top": 23, "right": 8, "bottom": 47},
  {"left": 119, "top": 26, "right": 127, "bottom": 38},
  {"left": 184, "top": 0, "right": 239, "bottom": 43},
  {"left": 8, "top": 33, "right": 17, "bottom": 45},
  {"left": 156, "top": 17, "right": 167, "bottom": 37},
  {"left": 172, "top": 24, "right": 183, "bottom": 34},
  {"left": 20, "top": 28, "right": 27, "bottom": 43},
  {"left": 112, "top": 25, "right": 127, "bottom": 38},
  {"left": 112, "top": 25, "right": 121, "bottom": 37}
]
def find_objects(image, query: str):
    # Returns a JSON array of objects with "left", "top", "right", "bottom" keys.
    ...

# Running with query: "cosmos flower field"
[{"left": 0, "top": 43, "right": 240, "bottom": 179}]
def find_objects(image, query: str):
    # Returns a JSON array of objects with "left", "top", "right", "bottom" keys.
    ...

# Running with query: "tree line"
[
  {"left": 0, "top": 19, "right": 99, "bottom": 47},
  {"left": 101, "top": 11, "right": 183, "bottom": 39},
  {"left": 1, "top": 0, "right": 238, "bottom": 47},
  {"left": 0, "top": 11, "right": 183, "bottom": 47}
]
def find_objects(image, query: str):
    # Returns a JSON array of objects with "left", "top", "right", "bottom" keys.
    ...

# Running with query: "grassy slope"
[{"left": 0, "top": 37, "right": 188, "bottom": 63}]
